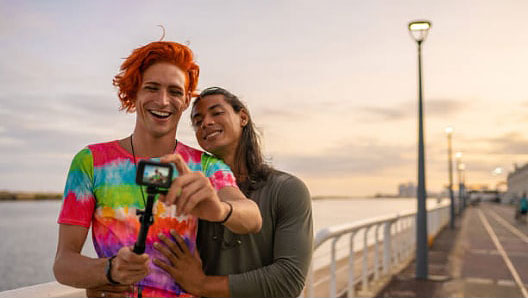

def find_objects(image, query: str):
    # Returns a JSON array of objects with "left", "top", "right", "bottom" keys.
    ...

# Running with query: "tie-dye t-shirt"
[{"left": 57, "top": 140, "right": 237, "bottom": 297}]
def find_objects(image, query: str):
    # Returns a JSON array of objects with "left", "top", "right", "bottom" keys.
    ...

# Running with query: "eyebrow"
[
  {"left": 191, "top": 103, "right": 223, "bottom": 120},
  {"left": 143, "top": 81, "right": 184, "bottom": 90}
]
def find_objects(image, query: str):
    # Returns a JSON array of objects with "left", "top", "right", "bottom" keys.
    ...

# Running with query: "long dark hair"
[{"left": 192, "top": 87, "right": 272, "bottom": 192}]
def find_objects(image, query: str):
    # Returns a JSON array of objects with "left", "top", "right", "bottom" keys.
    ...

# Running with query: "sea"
[{"left": 0, "top": 197, "right": 446, "bottom": 291}]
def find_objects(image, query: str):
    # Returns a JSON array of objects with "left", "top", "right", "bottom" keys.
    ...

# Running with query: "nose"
[
  {"left": 159, "top": 90, "right": 170, "bottom": 106},
  {"left": 201, "top": 114, "right": 215, "bottom": 129}
]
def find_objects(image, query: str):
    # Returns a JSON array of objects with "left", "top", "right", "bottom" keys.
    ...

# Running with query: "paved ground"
[{"left": 376, "top": 203, "right": 528, "bottom": 298}]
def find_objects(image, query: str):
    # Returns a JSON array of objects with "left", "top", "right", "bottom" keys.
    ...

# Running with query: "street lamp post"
[
  {"left": 459, "top": 163, "right": 466, "bottom": 209},
  {"left": 455, "top": 152, "right": 464, "bottom": 213},
  {"left": 408, "top": 19, "right": 432, "bottom": 280},
  {"left": 446, "top": 127, "right": 455, "bottom": 229}
]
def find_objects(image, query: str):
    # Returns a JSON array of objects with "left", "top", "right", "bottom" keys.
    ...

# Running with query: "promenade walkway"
[{"left": 377, "top": 203, "right": 528, "bottom": 298}]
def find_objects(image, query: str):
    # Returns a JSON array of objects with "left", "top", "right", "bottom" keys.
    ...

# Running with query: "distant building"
[
  {"left": 398, "top": 182, "right": 416, "bottom": 198},
  {"left": 505, "top": 163, "right": 528, "bottom": 203}
]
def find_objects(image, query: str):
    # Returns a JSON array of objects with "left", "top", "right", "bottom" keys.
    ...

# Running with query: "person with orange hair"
[{"left": 53, "top": 41, "right": 262, "bottom": 297}]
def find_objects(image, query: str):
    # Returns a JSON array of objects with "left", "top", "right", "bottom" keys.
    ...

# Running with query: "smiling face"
[
  {"left": 135, "top": 62, "right": 189, "bottom": 138},
  {"left": 191, "top": 94, "right": 248, "bottom": 158}
]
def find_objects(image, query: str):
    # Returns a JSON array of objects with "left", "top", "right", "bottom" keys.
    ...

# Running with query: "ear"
[{"left": 239, "top": 108, "right": 249, "bottom": 127}]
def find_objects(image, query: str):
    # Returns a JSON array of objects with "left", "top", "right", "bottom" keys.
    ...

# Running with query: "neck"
[
  {"left": 130, "top": 130, "right": 177, "bottom": 158},
  {"left": 221, "top": 147, "right": 248, "bottom": 183}
]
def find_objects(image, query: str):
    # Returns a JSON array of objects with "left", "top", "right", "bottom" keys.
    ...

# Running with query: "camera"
[{"left": 136, "top": 160, "right": 174, "bottom": 189}]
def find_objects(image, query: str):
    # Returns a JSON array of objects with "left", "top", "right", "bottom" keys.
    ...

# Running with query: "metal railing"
[{"left": 304, "top": 201, "right": 450, "bottom": 298}]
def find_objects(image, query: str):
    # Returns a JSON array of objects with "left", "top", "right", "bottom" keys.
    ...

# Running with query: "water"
[
  {"left": 0, "top": 201, "right": 96, "bottom": 292},
  {"left": 0, "top": 198, "right": 445, "bottom": 291}
]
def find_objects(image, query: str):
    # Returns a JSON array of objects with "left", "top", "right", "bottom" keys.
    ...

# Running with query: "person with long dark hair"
[{"left": 153, "top": 87, "right": 313, "bottom": 297}]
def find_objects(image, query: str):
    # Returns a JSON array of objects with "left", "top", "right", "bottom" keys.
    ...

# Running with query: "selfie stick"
[{"left": 133, "top": 186, "right": 157, "bottom": 254}]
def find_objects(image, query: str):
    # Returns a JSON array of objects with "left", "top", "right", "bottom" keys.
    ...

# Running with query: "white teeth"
[
  {"left": 150, "top": 110, "right": 171, "bottom": 117},
  {"left": 205, "top": 131, "right": 221, "bottom": 140}
]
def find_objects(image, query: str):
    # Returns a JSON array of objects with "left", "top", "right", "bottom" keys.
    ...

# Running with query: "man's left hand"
[{"left": 153, "top": 230, "right": 205, "bottom": 296}]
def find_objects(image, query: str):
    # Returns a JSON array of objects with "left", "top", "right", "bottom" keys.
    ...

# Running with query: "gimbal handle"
[{"left": 133, "top": 187, "right": 167, "bottom": 254}]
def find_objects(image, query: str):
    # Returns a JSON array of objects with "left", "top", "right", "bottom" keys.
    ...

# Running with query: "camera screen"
[
  {"left": 136, "top": 160, "right": 174, "bottom": 189},
  {"left": 143, "top": 164, "right": 170, "bottom": 186}
]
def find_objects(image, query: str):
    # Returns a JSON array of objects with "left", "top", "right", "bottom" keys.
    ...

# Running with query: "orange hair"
[{"left": 113, "top": 41, "right": 200, "bottom": 112}]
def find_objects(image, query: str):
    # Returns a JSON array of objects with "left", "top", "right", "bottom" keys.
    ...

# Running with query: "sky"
[{"left": 1, "top": 0, "right": 527, "bottom": 196}]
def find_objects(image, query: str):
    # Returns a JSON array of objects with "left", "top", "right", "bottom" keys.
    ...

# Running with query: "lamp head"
[
  {"left": 408, "top": 20, "right": 432, "bottom": 42},
  {"left": 492, "top": 167, "right": 503, "bottom": 176},
  {"left": 445, "top": 126, "right": 453, "bottom": 135}
]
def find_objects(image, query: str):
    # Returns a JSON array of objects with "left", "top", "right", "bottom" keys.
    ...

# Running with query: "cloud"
[
  {"left": 0, "top": 92, "right": 134, "bottom": 182},
  {"left": 0, "top": 92, "right": 128, "bottom": 139},
  {"left": 483, "top": 132, "right": 528, "bottom": 155},
  {"left": 271, "top": 139, "right": 413, "bottom": 177},
  {"left": 426, "top": 99, "right": 466, "bottom": 117},
  {"left": 253, "top": 107, "right": 302, "bottom": 120},
  {"left": 358, "top": 98, "right": 466, "bottom": 121},
  {"left": 0, "top": 4, "right": 57, "bottom": 37},
  {"left": 360, "top": 107, "right": 407, "bottom": 120},
  {"left": 0, "top": 92, "right": 131, "bottom": 191}
]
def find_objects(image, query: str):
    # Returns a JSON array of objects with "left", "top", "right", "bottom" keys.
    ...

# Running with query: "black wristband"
[
  {"left": 217, "top": 201, "right": 233, "bottom": 224},
  {"left": 105, "top": 255, "right": 120, "bottom": 285}
]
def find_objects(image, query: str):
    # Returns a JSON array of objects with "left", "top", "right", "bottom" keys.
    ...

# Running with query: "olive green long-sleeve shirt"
[{"left": 197, "top": 170, "right": 313, "bottom": 298}]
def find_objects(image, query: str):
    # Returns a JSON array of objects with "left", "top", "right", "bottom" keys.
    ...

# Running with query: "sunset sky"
[{"left": 1, "top": 0, "right": 527, "bottom": 196}]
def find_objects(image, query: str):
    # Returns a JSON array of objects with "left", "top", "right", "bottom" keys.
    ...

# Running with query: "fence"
[{"left": 304, "top": 201, "right": 450, "bottom": 298}]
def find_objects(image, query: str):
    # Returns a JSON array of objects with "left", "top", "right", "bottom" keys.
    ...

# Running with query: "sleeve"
[
  {"left": 228, "top": 175, "right": 314, "bottom": 298},
  {"left": 57, "top": 148, "right": 96, "bottom": 228},
  {"left": 201, "top": 153, "right": 238, "bottom": 191}
]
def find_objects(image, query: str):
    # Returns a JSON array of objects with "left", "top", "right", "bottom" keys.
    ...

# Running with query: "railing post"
[
  {"left": 404, "top": 218, "right": 409, "bottom": 259},
  {"left": 436, "top": 208, "right": 439, "bottom": 232},
  {"left": 383, "top": 221, "right": 392, "bottom": 275},
  {"left": 413, "top": 214, "right": 417, "bottom": 248},
  {"left": 400, "top": 217, "right": 411, "bottom": 260},
  {"left": 395, "top": 219, "right": 401, "bottom": 264},
  {"left": 408, "top": 217, "right": 414, "bottom": 258},
  {"left": 348, "top": 232, "right": 357, "bottom": 298},
  {"left": 362, "top": 226, "right": 371, "bottom": 291},
  {"left": 374, "top": 224, "right": 381, "bottom": 280},
  {"left": 330, "top": 236, "right": 340, "bottom": 298},
  {"left": 430, "top": 208, "right": 435, "bottom": 236}
]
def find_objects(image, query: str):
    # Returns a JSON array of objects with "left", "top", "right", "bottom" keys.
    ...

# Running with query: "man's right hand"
[{"left": 110, "top": 246, "right": 150, "bottom": 285}]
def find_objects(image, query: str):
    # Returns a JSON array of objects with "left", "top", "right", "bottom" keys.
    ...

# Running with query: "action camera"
[{"left": 135, "top": 160, "right": 174, "bottom": 189}]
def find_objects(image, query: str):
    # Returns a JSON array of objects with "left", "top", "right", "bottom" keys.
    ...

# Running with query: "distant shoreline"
[
  {"left": 311, "top": 195, "right": 377, "bottom": 200},
  {"left": 0, "top": 191, "right": 62, "bottom": 201},
  {"left": 1, "top": 192, "right": 417, "bottom": 201}
]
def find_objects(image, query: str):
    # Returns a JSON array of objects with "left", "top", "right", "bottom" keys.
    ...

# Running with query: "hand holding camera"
[
  {"left": 158, "top": 153, "right": 228, "bottom": 222},
  {"left": 133, "top": 154, "right": 229, "bottom": 256}
]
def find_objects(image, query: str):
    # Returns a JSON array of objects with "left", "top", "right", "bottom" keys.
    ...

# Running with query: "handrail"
[
  {"left": 305, "top": 201, "right": 450, "bottom": 298},
  {"left": 313, "top": 213, "right": 398, "bottom": 250}
]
